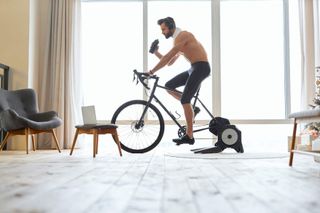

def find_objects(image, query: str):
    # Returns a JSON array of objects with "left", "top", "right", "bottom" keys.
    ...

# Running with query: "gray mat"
[{"left": 165, "top": 152, "right": 289, "bottom": 159}]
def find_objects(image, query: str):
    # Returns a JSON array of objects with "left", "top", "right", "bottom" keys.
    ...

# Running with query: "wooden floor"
[{"left": 0, "top": 143, "right": 320, "bottom": 213}]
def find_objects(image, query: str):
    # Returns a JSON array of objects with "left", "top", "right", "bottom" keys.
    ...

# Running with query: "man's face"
[{"left": 160, "top": 23, "right": 173, "bottom": 39}]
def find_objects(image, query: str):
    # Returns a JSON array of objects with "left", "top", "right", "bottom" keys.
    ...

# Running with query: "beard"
[{"left": 164, "top": 29, "right": 174, "bottom": 39}]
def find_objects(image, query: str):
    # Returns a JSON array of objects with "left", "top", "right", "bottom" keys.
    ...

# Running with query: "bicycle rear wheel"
[{"left": 111, "top": 100, "right": 165, "bottom": 153}]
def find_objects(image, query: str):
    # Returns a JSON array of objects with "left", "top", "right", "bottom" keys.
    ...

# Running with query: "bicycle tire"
[{"left": 111, "top": 100, "right": 165, "bottom": 153}]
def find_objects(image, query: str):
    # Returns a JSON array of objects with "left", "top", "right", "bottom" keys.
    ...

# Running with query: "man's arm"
[
  {"left": 154, "top": 49, "right": 163, "bottom": 59},
  {"left": 150, "top": 46, "right": 180, "bottom": 74},
  {"left": 154, "top": 49, "right": 180, "bottom": 66},
  {"left": 167, "top": 54, "right": 180, "bottom": 66},
  {"left": 150, "top": 32, "right": 188, "bottom": 74}
]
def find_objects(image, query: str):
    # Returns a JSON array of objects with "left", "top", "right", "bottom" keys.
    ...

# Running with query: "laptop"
[{"left": 81, "top": 105, "right": 106, "bottom": 125}]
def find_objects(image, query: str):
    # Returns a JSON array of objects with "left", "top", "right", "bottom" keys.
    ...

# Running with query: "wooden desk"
[{"left": 289, "top": 110, "right": 320, "bottom": 166}]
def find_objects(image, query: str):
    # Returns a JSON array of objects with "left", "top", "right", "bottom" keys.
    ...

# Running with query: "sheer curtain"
[
  {"left": 36, "top": 0, "right": 83, "bottom": 149},
  {"left": 299, "top": 0, "right": 315, "bottom": 110},
  {"left": 314, "top": 0, "right": 320, "bottom": 66}
]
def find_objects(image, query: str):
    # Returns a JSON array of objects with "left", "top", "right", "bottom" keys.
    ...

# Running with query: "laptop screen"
[{"left": 81, "top": 105, "right": 97, "bottom": 124}]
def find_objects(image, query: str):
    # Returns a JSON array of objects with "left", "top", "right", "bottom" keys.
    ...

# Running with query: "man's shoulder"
[
  {"left": 180, "top": 30, "right": 192, "bottom": 36},
  {"left": 176, "top": 31, "right": 193, "bottom": 40}
]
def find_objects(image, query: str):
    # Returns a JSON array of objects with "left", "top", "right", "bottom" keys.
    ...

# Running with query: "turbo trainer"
[{"left": 191, "top": 117, "right": 244, "bottom": 154}]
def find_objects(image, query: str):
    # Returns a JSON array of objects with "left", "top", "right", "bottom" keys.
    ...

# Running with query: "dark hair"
[{"left": 157, "top": 17, "right": 176, "bottom": 30}]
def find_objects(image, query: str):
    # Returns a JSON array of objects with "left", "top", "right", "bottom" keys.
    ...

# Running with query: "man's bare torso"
[{"left": 174, "top": 31, "right": 208, "bottom": 64}]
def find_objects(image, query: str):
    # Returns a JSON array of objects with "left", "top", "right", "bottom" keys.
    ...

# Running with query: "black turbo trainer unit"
[{"left": 191, "top": 117, "right": 244, "bottom": 154}]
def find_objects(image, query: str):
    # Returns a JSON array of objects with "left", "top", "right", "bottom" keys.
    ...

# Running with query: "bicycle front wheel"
[{"left": 111, "top": 100, "right": 165, "bottom": 153}]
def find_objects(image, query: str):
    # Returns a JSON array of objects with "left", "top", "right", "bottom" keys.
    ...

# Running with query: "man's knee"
[
  {"left": 165, "top": 81, "right": 175, "bottom": 94},
  {"left": 180, "top": 97, "right": 190, "bottom": 105},
  {"left": 165, "top": 81, "right": 174, "bottom": 90}
]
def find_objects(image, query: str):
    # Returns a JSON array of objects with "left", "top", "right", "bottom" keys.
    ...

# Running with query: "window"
[
  {"left": 80, "top": 0, "right": 305, "bottom": 152},
  {"left": 148, "top": 1, "right": 212, "bottom": 120},
  {"left": 81, "top": 0, "right": 212, "bottom": 121},
  {"left": 81, "top": 1, "right": 143, "bottom": 120},
  {"left": 289, "top": 0, "right": 302, "bottom": 113},
  {"left": 220, "top": 0, "right": 285, "bottom": 119},
  {"left": 81, "top": 0, "right": 300, "bottom": 122}
]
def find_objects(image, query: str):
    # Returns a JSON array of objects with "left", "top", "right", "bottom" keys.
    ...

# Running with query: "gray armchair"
[{"left": 0, "top": 88, "right": 62, "bottom": 154}]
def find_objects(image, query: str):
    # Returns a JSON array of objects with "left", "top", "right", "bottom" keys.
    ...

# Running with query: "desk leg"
[{"left": 289, "top": 119, "right": 297, "bottom": 166}]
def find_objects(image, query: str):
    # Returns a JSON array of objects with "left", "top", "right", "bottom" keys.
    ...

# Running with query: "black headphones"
[{"left": 165, "top": 17, "right": 176, "bottom": 30}]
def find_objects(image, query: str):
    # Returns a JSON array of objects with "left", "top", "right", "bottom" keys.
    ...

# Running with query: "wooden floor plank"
[
  {"left": 237, "top": 159, "right": 320, "bottom": 213},
  {"left": 193, "top": 159, "right": 274, "bottom": 213},
  {"left": 160, "top": 156, "right": 199, "bottom": 213},
  {"left": 85, "top": 152, "right": 157, "bottom": 213},
  {"left": 211, "top": 159, "right": 302, "bottom": 213},
  {"left": 1, "top": 151, "right": 139, "bottom": 212},
  {"left": 123, "top": 149, "right": 165, "bottom": 213},
  {"left": 184, "top": 159, "right": 236, "bottom": 213},
  {"left": 0, "top": 147, "right": 319, "bottom": 213}
]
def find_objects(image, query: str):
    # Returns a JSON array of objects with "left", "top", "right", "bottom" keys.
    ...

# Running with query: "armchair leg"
[
  {"left": 25, "top": 128, "right": 29, "bottom": 154},
  {"left": 51, "top": 129, "right": 61, "bottom": 153},
  {"left": 31, "top": 135, "right": 36, "bottom": 151},
  {"left": 0, "top": 132, "right": 11, "bottom": 151}
]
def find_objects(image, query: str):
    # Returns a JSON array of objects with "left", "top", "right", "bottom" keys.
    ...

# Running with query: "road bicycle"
[{"left": 111, "top": 70, "right": 244, "bottom": 154}]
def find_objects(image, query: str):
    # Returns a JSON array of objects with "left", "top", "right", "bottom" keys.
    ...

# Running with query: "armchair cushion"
[{"left": 0, "top": 88, "right": 62, "bottom": 131}]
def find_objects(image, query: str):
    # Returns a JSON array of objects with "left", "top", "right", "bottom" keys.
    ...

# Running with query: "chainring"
[{"left": 178, "top": 126, "right": 186, "bottom": 137}]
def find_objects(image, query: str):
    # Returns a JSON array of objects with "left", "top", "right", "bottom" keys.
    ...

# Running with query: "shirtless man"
[{"left": 149, "top": 17, "right": 211, "bottom": 145}]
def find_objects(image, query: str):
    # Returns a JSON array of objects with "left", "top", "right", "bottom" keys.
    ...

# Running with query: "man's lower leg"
[
  {"left": 183, "top": 103, "right": 194, "bottom": 138},
  {"left": 172, "top": 103, "right": 195, "bottom": 145}
]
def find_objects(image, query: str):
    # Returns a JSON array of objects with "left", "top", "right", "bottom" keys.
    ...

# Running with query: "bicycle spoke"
[{"left": 111, "top": 100, "right": 164, "bottom": 153}]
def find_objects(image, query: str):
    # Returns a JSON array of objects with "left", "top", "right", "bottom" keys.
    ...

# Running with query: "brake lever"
[
  {"left": 132, "top": 70, "right": 151, "bottom": 89},
  {"left": 133, "top": 72, "right": 139, "bottom": 85}
]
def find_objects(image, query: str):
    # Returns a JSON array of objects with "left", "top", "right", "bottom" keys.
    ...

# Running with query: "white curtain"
[
  {"left": 37, "top": 0, "right": 83, "bottom": 149},
  {"left": 314, "top": 0, "right": 320, "bottom": 66},
  {"left": 299, "top": 0, "right": 315, "bottom": 110}
]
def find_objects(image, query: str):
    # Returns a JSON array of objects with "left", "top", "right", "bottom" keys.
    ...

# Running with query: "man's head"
[{"left": 157, "top": 17, "right": 176, "bottom": 39}]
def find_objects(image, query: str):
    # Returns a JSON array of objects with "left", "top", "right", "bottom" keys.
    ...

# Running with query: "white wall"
[
  {"left": 0, "top": 0, "right": 30, "bottom": 150},
  {"left": 0, "top": 0, "right": 30, "bottom": 89},
  {"left": 0, "top": 0, "right": 50, "bottom": 150}
]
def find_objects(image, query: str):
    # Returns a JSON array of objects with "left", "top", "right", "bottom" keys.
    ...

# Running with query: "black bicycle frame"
[{"left": 137, "top": 74, "right": 215, "bottom": 133}]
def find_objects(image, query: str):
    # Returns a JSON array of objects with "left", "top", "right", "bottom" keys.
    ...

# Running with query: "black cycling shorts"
[{"left": 165, "top": 61, "right": 211, "bottom": 104}]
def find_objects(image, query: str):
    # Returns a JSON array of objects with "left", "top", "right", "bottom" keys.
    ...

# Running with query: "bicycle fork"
[{"left": 136, "top": 77, "right": 159, "bottom": 129}]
